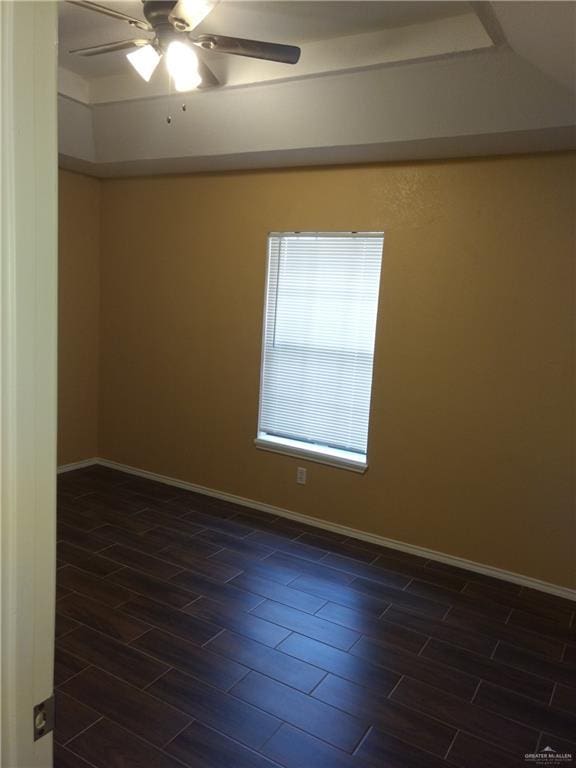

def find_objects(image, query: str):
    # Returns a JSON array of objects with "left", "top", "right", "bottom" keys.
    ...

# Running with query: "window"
[{"left": 256, "top": 232, "right": 384, "bottom": 471}]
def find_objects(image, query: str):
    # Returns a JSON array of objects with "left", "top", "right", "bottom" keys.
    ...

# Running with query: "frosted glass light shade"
[
  {"left": 166, "top": 40, "right": 201, "bottom": 91},
  {"left": 126, "top": 44, "right": 161, "bottom": 82},
  {"left": 170, "top": 0, "right": 219, "bottom": 31}
]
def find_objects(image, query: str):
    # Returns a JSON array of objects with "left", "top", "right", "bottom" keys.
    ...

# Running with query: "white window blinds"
[{"left": 256, "top": 232, "right": 384, "bottom": 470}]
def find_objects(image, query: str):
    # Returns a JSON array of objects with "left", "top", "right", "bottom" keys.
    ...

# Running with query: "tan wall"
[
  {"left": 92, "top": 154, "right": 574, "bottom": 589},
  {"left": 58, "top": 170, "right": 100, "bottom": 465}
]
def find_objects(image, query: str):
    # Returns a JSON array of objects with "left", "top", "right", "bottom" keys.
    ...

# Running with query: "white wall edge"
[
  {"left": 58, "top": 457, "right": 576, "bottom": 603},
  {"left": 2, "top": 3, "right": 58, "bottom": 764}
]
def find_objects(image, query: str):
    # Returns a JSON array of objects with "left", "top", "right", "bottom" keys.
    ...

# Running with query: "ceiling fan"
[{"left": 67, "top": 0, "right": 301, "bottom": 91}]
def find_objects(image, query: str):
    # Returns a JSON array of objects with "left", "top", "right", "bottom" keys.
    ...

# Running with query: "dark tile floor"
[{"left": 54, "top": 465, "right": 576, "bottom": 768}]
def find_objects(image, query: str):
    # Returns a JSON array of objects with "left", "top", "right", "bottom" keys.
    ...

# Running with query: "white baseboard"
[
  {"left": 58, "top": 456, "right": 576, "bottom": 603},
  {"left": 57, "top": 458, "right": 102, "bottom": 474}
]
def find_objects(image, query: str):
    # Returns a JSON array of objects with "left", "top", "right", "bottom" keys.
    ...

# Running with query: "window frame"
[{"left": 254, "top": 231, "right": 384, "bottom": 473}]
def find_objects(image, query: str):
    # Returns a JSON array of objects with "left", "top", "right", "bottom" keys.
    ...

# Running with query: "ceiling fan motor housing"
[{"left": 143, "top": 0, "right": 180, "bottom": 44}]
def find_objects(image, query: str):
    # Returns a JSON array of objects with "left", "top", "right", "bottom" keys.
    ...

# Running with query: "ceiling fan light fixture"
[
  {"left": 166, "top": 40, "right": 201, "bottom": 91},
  {"left": 169, "top": 0, "right": 219, "bottom": 32},
  {"left": 126, "top": 44, "right": 161, "bottom": 82}
]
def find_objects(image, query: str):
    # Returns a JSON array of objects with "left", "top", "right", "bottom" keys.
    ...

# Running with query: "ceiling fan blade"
[
  {"left": 169, "top": 0, "right": 219, "bottom": 32},
  {"left": 66, "top": 1, "right": 152, "bottom": 32},
  {"left": 191, "top": 34, "right": 301, "bottom": 64},
  {"left": 70, "top": 39, "right": 151, "bottom": 57}
]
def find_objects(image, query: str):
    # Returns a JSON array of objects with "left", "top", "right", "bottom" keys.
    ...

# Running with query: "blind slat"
[{"left": 258, "top": 232, "right": 384, "bottom": 458}]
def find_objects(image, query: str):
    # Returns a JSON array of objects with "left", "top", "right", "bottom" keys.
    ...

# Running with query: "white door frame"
[{"left": 1, "top": 2, "right": 58, "bottom": 766}]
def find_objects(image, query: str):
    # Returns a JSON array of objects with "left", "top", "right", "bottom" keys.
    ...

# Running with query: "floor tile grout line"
[
  {"left": 295, "top": 637, "right": 483, "bottom": 732},
  {"left": 201, "top": 626, "right": 226, "bottom": 648},
  {"left": 205, "top": 545, "right": 231, "bottom": 560},
  {"left": 507, "top": 611, "right": 576, "bottom": 647},
  {"left": 306, "top": 670, "right": 329, "bottom": 697},
  {"left": 65, "top": 504, "right": 576, "bottom": 624},
  {"left": 359, "top": 669, "right": 545, "bottom": 762},
  {"left": 470, "top": 679, "right": 482, "bottom": 704},
  {"left": 62, "top": 619, "right": 155, "bottom": 656},
  {"left": 160, "top": 717, "right": 196, "bottom": 751},
  {"left": 56, "top": 536, "right": 111, "bottom": 557},
  {"left": 98, "top": 544, "right": 205, "bottom": 579},
  {"left": 458, "top": 614, "right": 575, "bottom": 662},
  {"left": 123, "top": 621, "right": 156, "bottom": 643},
  {"left": 247, "top": 595, "right": 267, "bottom": 614},
  {"left": 60, "top": 537, "right": 574, "bottom": 664},
  {"left": 316, "top": 687, "right": 461, "bottom": 763},
  {"left": 463, "top": 586, "right": 575, "bottom": 626},
  {"left": 355, "top": 558, "right": 569, "bottom": 620},
  {"left": 202, "top": 636, "right": 371, "bottom": 701},
  {"left": 490, "top": 639, "right": 500, "bottom": 660},
  {"left": 125, "top": 631, "right": 254, "bottom": 694},
  {"left": 55, "top": 662, "right": 96, "bottom": 690},
  {"left": 417, "top": 636, "right": 432, "bottom": 658},
  {"left": 385, "top": 673, "right": 405, "bottom": 701},
  {"left": 249, "top": 600, "right": 364, "bottom": 650},
  {"left": 180, "top": 594, "right": 203, "bottom": 610},
  {"left": 61, "top": 715, "right": 105, "bottom": 748},
  {"left": 61, "top": 652, "right": 238, "bottom": 735},
  {"left": 441, "top": 603, "right": 452, "bottom": 621},
  {"left": 198, "top": 669, "right": 371, "bottom": 753},
  {"left": 325, "top": 623, "right": 567, "bottom": 710},
  {"left": 61, "top": 659, "right": 169, "bottom": 699},
  {"left": 142, "top": 666, "right": 176, "bottom": 692},
  {"left": 443, "top": 728, "right": 460, "bottom": 761},
  {"left": 461, "top": 695, "right": 562, "bottom": 752},
  {"left": 548, "top": 681, "right": 558, "bottom": 707},
  {"left": 62, "top": 683, "right": 195, "bottom": 768},
  {"left": 56, "top": 739, "right": 102, "bottom": 768},
  {"left": 404, "top": 592, "right": 560, "bottom": 680},
  {"left": 118, "top": 604, "right": 277, "bottom": 654},
  {"left": 414, "top": 642, "right": 562, "bottom": 707},
  {"left": 247, "top": 698, "right": 367, "bottom": 759},
  {"left": 285, "top": 570, "right": 443, "bottom": 618},
  {"left": 109, "top": 561, "right": 268, "bottom": 611},
  {"left": 400, "top": 576, "right": 415, "bottom": 593},
  {"left": 379, "top": 602, "right": 392, "bottom": 619},
  {"left": 186, "top": 717, "right": 290, "bottom": 768},
  {"left": 255, "top": 718, "right": 286, "bottom": 755},
  {"left": 255, "top": 600, "right": 569, "bottom": 697},
  {"left": 351, "top": 723, "right": 374, "bottom": 756}
]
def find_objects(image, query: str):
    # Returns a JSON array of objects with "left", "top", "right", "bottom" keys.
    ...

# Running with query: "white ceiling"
[
  {"left": 59, "top": 0, "right": 470, "bottom": 77},
  {"left": 57, "top": 1, "right": 576, "bottom": 177}
]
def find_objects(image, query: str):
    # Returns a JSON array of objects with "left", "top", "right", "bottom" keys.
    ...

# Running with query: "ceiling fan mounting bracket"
[
  {"left": 142, "top": 0, "right": 178, "bottom": 48},
  {"left": 142, "top": 0, "right": 177, "bottom": 29}
]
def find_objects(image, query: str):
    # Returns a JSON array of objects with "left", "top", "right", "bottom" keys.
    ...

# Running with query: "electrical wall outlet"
[{"left": 296, "top": 467, "right": 307, "bottom": 485}]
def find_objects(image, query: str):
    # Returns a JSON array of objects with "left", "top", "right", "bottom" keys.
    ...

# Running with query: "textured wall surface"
[
  {"left": 58, "top": 170, "right": 100, "bottom": 465},
  {"left": 60, "top": 154, "right": 575, "bottom": 588}
]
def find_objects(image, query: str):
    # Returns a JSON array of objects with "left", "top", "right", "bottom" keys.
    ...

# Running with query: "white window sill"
[{"left": 254, "top": 435, "right": 368, "bottom": 473}]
